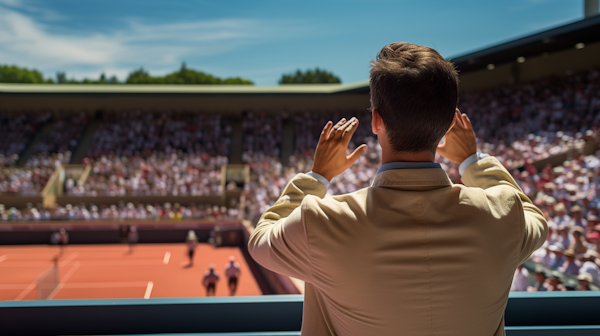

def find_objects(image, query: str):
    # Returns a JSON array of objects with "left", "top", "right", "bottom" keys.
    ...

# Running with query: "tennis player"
[
  {"left": 203, "top": 264, "right": 220, "bottom": 296},
  {"left": 127, "top": 226, "right": 139, "bottom": 253},
  {"left": 51, "top": 228, "right": 69, "bottom": 257},
  {"left": 225, "top": 256, "right": 241, "bottom": 296},
  {"left": 185, "top": 230, "right": 199, "bottom": 267}
]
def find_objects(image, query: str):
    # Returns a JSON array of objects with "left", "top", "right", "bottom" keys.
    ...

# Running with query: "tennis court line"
[
  {"left": 0, "top": 284, "right": 30, "bottom": 290},
  {"left": 1, "top": 263, "right": 64, "bottom": 267},
  {"left": 1, "top": 260, "right": 166, "bottom": 267},
  {"left": 3, "top": 282, "right": 148, "bottom": 290},
  {"left": 48, "top": 262, "right": 80, "bottom": 300},
  {"left": 0, "top": 252, "right": 77, "bottom": 267},
  {"left": 3, "top": 253, "right": 61, "bottom": 258},
  {"left": 74, "top": 260, "right": 165, "bottom": 266},
  {"left": 62, "top": 282, "right": 149, "bottom": 288},
  {"left": 14, "top": 280, "right": 37, "bottom": 301},
  {"left": 163, "top": 251, "right": 171, "bottom": 265},
  {"left": 59, "top": 252, "right": 79, "bottom": 266},
  {"left": 144, "top": 281, "right": 154, "bottom": 299}
]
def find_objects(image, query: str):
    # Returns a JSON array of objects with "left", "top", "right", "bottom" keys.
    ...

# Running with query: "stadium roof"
[
  {"left": 451, "top": 14, "right": 600, "bottom": 73},
  {"left": 0, "top": 80, "right": 370, "bottom": 95}
]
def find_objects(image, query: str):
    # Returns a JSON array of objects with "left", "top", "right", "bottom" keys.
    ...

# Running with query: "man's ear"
[
  {"left": 446, "top": 109, "right": 459, "bottom": 134},
  {"left": 372, "top": 109, "right": 382, "bottom": 135}
]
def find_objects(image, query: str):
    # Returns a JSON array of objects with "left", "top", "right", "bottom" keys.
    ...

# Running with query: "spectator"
[
  {"left": 528, "top": 269, "right": 549, "bottom": 292},
  {"left": 569, "top": 226, "right": 588, "bottom": 254},
  {"left": 558, "top": 249, "right": 581, "bottom": 275},
  {"left": 579, "top": 251, "right": 600, "bottom": 286},
  {"left": 510, "top": 265, "right": 530, "bottom": 291},
  {"left": 548, "top": 243, "right": 566, "bottom": 270},
  {"left": 546, "top": 275, "right": 566, "bottom": 292},
  {"left": 570, "top": 205, "right": 587, "bottom": 229},
  {"left": 578, "top": 273, "right": 593, "bottom": 290}
]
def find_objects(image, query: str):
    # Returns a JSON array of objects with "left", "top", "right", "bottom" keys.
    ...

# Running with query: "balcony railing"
[{"left": 2, "top": 292, "right": 600, "bottom": 335}]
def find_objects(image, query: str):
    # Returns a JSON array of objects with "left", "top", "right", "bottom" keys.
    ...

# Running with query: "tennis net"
[{"left": 36, "top": 260, "right": 60, "bottom": 300}]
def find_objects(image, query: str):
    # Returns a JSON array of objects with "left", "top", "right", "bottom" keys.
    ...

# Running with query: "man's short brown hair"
[{"left": 370, "top": 42, "right": 459, "bottom": 153}]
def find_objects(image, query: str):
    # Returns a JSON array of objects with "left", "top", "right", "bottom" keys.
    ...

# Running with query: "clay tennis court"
[{"left": 0, "top": 243, "right": 261, "bottom": 301}]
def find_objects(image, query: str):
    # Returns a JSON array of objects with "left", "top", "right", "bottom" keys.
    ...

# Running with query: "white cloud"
[
  {"left": 0, "top": 4, "right": 307, "bottom": 81},
  {"left": 0, "top": 0, "right": 65, "bottom": 21}
]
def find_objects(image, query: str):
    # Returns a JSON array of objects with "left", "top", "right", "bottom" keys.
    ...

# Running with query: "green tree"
[
  {"left": 106, "top": 75, "right": 119, "bottom": 84},
  {"left": 279, "top": 68, "right": 341, "bottom": 84},
  {"left": 126, "top": 63, "right": 253, "bottom": 85},
  {"left": 0, "top": 65, "right": 52, "bottom": 83},
  {"left": 55, "top": 71, "right": 117, "bottom": 84},
  {"left": 1, "top": 63, "right": 252, "bottom": 85},
  {"left": 125, "top": 67, "right": 157, "bottom": 84},
  {"left": 56, "top": 72, "right": 67, "bottom": 83}
]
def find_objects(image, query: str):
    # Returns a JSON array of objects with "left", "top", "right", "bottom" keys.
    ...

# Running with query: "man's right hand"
[
  {"left": 437, "top": 109, "right": 477, "bottom": 164},
  {"left": 311, "top": 117, "right": 367, "bottom": 181}
]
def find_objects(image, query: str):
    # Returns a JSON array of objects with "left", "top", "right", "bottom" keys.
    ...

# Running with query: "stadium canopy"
[
  {"left": 451, "top": 14, "right": 600, "bottom": 73},
  {"left": 0, "top": 80, "right": 369, "bottom": 95}
]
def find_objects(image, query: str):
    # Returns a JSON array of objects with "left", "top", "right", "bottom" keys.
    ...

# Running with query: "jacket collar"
[{"left": 372, "top": 166, "right": 453, "bottom": 190}]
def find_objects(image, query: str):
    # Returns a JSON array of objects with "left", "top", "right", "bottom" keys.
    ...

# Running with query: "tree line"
[{"left": 0, "top": 64, "right": 341, "bottom": 85}]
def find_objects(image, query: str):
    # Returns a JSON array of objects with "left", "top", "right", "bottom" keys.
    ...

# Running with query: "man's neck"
[{"left": 381, "top": 149, "right": 435, "bottom": 165}]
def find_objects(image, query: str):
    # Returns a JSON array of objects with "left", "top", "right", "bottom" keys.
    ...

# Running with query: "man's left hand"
[{"left": 311, "top": 117, "right": 367, "bottom": 181}]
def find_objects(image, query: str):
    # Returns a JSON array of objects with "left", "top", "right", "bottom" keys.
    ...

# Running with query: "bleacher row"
[{"left": 1, "top": 71, "right": 599, "bottom": 206}]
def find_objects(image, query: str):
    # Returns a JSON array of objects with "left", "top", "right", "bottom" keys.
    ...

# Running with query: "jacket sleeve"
[
  {"left": 248, "top": 173, "right": 327, "bottom": 281},
  {"left": 461, "top": 156, "right": 548, "bottom": 263}
]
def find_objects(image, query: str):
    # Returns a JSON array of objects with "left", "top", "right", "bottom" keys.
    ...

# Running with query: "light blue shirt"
[
  {"left": 308, "top": 152, "right": 490, "bottom": 189},
  {"left": 376, "top": 161, "right": 441, "bottom": 174}
]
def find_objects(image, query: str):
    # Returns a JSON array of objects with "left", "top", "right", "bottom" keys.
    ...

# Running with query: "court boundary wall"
[{"left": 1, "top": 292, "right": 599, "bottom": 336}]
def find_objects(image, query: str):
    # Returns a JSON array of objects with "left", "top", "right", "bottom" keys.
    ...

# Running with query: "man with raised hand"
[{"left": 248, "top": 42, "right": 547, "bottom": 336}]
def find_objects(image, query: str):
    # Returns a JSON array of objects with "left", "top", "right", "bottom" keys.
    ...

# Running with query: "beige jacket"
[{"left": 248, "top": 157, "right": 547, "bottom": 336}]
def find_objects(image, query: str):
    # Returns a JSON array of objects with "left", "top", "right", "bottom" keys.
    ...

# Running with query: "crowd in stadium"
[
  {"left": 0, "top": 112, "right": 51, "bottom": 166},
  {"left": 0, "top": 166, "right": 54, "bottom": 195},
  {"left": 0, "top": 202, "right": 239, "bottom": 221},
  {"left": 439, "top": 68, "right": 600, "bottom": 180},
  {"left": 0, "top": 68, "right": 599, "bottom": 214},
  {"left": 59, "top": 112, "right": 231, "bottom": 196},
  {"left": 87, "top": 111, "right": 231, "bottom": 158},
  {"left": 33, "top": 113, "right": 88, "bottom": 157},
  {"left": 66, "top": 152, "right": 226, "bottom": 197},
  {"left": 510, "top": 153, "right": 600, "bottom": 290}
]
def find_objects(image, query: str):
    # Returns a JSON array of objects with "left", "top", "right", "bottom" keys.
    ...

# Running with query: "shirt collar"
[{"left": 376, "top": 161, "right": 442, "bottom": 175}]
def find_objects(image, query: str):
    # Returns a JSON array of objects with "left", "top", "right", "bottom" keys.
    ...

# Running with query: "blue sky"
[{"left": 0, "top": 0, "right": 585, "bottom": 85}]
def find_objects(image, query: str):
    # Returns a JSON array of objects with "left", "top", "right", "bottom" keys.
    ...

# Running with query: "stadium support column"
[
  {"left": 71, "top": 112, "right": 100, "bottom": 164},
  {"left": 281, "top": 115, "right": 294, "bottom": 166},
  {"left": 585, "top": 0, "right": 599, "bottom": 18},
  {"left": 510, "top": 62, "right": 521, "bottom": 85},
  {"left": 229, "top": 115, "right": 243, "bottom": 164},
  {"left": 16, "top": 122, "right": 56, "bottom": 166}
]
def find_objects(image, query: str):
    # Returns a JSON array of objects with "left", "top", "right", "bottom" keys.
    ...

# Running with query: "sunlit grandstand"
[{"left": 2, "top": 6, "right": 600, "bottom": 336}]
